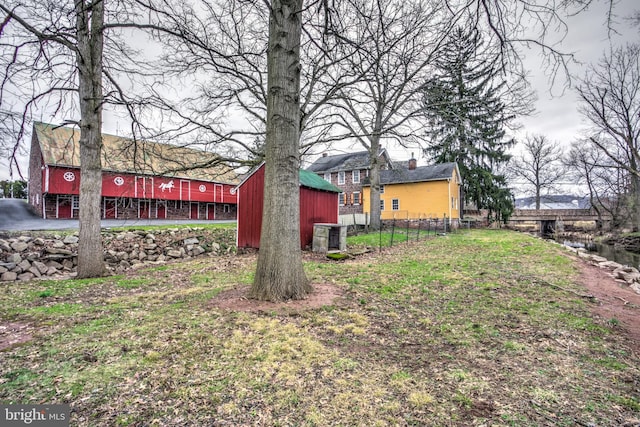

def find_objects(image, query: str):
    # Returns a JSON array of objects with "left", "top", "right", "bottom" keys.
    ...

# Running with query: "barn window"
[
  {"left": 392, "top": 199, "right": 399, "bottom": 211},
  {"left": 338, "top": 171, "right": 345, "bottom": 185},
  {"left": 352, "top": 170, "right": 360, "bottom": 184},
  {"left": 223, "top": 204, "right": 230, "bottom": 213}
]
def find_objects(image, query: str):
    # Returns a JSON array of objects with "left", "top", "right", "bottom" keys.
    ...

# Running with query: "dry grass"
[{"left": 1, "top": 229, "right": 639, "bottom": 426}]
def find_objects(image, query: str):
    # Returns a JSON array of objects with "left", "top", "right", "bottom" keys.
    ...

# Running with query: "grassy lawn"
[{"left": 1, "top": 229, "right": 639, "bottom": 426}]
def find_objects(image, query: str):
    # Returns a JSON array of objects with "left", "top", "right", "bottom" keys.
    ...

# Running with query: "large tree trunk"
[
  {"left": 250, "top": 0, "right": 310, "bottom": 302},
  {"left": 75, "top": 0, "right": 106, "bottom": 278}
]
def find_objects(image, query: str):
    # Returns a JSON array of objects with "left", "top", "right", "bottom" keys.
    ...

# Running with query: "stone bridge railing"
[{"left": 512, "top": 209, "right": 608, "bottom": 219}]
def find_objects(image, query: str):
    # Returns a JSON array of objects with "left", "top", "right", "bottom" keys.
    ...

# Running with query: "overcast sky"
[
  {"left": 1, "top": 0, "right": 638, "bottom": 183},
  {"left": 516, "top": 0, "right": 638, "bottom": 145}
]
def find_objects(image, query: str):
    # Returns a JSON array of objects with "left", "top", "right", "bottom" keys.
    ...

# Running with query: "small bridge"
[{"left": 509, "top": 209, "right": 611, "bottom": 233}]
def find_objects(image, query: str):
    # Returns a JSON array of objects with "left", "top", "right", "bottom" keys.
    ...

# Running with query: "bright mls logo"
[
  {"left": 159, "top": 180, "right": 175, "bottom": 192},
  {"left": 1, "top": 404, "right": 69, "bottom": 426}
]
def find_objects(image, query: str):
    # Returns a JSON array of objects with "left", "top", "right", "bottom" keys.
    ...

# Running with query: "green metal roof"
[{"left": 299, "top": 169, "right": 342, "bottom": 192}]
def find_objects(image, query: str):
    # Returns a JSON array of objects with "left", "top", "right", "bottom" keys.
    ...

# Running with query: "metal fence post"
[
  {"left": 390, "top": 217, "right": 396, "bottom": 247},
  {"left": 405, "top": 213, "right": 410, "bottom": 245}
]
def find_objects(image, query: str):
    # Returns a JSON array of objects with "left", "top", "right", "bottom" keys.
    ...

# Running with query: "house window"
[
  {"left": 380, "top": 200, "right": 385, "bottom": 211},
  {"left": 380, "top": 185, "right": 384, "bottom": 194},
  {"left": 339, "top": 193, "right": 345, "bottom": 206},
  {"left": 338, "top": 171, "right": 345, "bottom": 185},
  {"left": 324, "top": 173, "right": 331, "bottom": 183},
  {"left": 392, "top": 199, "right": 399, "bottom": 211},
  {"left": 353, "top": 192, "right": 361, "bottom": 205},
  {"left": 352, "top": 170, "right": 360, "bottom": 184}
]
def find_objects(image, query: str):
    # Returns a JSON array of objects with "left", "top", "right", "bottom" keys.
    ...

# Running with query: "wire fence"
[
  {"left": 342, "top": 211, "right": 480, "bottom": 252},
  {"left": 377, "top": 215, "right": 461, "bottom": 250}
]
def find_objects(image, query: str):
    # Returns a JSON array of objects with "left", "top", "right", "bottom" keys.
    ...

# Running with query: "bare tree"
[
  {"left": 565, "top": 139, "right": 630, "bottom": 228},
  {"left": 510, "top": 134, "right": 565, "bottom": 209},
  {"left": 0, "top": 0, "right": 109, "bottom": 277},
  {"left": 0, "top": 0, "right": 167, "bottom": 277},
  {"left": 328, "top": 0, "right": 451, "bottom": 230},
  {"left": 126, "top": 0, "right": 358, "bottom": 165},
  {"left": 576, "top": 43, "right": 640, "bottom": 230}
]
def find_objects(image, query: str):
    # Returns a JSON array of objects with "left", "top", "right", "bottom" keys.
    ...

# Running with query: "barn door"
[
  {"left": 180, "top": 180, "right": 190, "bottom": 201},
  {"left": 157, "top": 201, "right": 167, "bottom": 219},
  {"left": 104, "top": 198, "right": 117, "bottom": 219},
  {"left": 214, "top": 184, "right": 223, "bottom": 202},
  {"left": 139, "top": 200, "right": 150, "bottom": 219},
  {"left": 190, "top": 203, "right": 199, "bottom": 219},
  {"left": 207, "top": 203, "right": 215, "bottom": 220}
]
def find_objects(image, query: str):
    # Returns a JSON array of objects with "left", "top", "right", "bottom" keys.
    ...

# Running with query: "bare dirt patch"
[
  {"left": 0, "top": 321, "right": 33, "bottom": 351},
  {"left": 576, "top": 259, "right": 640, "bottom": 354},
  {"left": 208, "top": 282, "right": 344, "bottom": 313}
]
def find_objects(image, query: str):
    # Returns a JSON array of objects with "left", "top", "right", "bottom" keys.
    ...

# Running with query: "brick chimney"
[{"left": 408, "top": 153, "right": 417, "bottom": 170}]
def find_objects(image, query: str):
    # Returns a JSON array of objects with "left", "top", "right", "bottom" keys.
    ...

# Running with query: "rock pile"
[
  {"left": 564, "top": 245, "right": 640, "bottom": 294},
  {"left": 0, "top": 227, "right": 236, "bottom": 282}
]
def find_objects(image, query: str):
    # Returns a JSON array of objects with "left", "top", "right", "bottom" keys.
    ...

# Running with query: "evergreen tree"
[{"left": 422, "top": 27, "right": 515, "bottom": 220}]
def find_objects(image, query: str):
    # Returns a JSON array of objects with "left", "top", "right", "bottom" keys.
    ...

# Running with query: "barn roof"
[
  {"left": 364, "top": 162, "right": 458, "bottom": 185},
  {"left": 33, "top": 122, "right": 239, "bottom": 184}
]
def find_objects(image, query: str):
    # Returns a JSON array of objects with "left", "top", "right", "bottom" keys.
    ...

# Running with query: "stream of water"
[{"left": 559, "top": 238, "right": 640, "bottom": 270}]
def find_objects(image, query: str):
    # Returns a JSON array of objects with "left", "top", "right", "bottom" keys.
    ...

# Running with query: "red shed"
[{"left": 236, "top": 163, "right": 342, "bottom": 249}]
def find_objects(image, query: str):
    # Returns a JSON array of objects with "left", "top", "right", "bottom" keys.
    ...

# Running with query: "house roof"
[
  {"left": 33, "top": 122, "right": 239, "bottom": 184},
  {"left": 364, "top": 162, "right": 458, "bottom": 185},
  {"left": 306, "top": 149, "right": 391, "bottom": 173}
]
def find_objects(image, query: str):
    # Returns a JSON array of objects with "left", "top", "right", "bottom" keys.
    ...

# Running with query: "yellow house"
[{"left": 362, "top": 162, "right": 461, "bottom": 220}]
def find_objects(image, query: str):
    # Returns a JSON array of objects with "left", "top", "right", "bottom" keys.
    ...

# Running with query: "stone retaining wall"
[
  {"left": 0, "top": 227, "right": 236, "bottom": 282},
  {"left": 562, "top": 244, "right": 640, "bottom": 294}
]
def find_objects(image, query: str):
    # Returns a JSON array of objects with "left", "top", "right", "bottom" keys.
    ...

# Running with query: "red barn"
[
  {"left": 236, "top": 163, "right": 341, "bottom": 249},
  {"left": 28, "top": 122, "right": 239, "bottom": 220}
]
